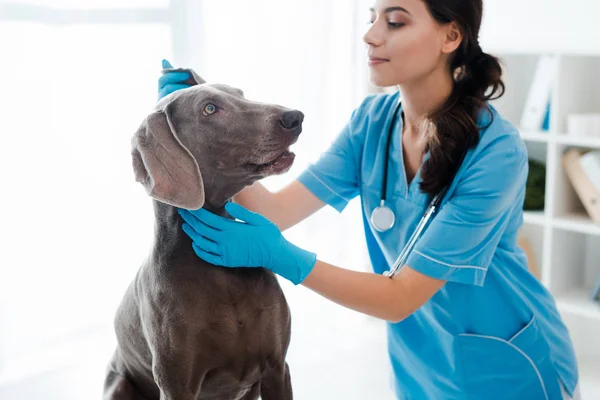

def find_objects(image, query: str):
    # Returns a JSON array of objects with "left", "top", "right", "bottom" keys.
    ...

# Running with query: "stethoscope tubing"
[
  {"left": 375, "top": 100, "right": 469, "bottom": 278},
  {"left": 384, "top": 191, "right": 444, "bottom": 277}
]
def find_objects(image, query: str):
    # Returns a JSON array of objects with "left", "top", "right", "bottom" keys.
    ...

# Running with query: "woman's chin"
[{"left": 368, "top": 73, "right": 398, "bottom": 89}]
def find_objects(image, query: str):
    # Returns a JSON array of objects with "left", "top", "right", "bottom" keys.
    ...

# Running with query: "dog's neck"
[{"left": 149, "top": 190, "right": 241, "bottom": 264}]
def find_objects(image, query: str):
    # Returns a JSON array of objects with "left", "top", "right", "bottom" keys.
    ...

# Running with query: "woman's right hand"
[{"left": 157, "top": 59, "right": 192, "bottom": 100}]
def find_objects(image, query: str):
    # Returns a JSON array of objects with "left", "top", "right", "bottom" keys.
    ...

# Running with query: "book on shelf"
[
  {"left": 562, "top": 148, "right": 600, "bottom": 223},
  {"left": 518, "top": 235, "right": 540, "bottom": 280},
  {"left": 593, "top": 273, "right": 600, "bottom": 302}
]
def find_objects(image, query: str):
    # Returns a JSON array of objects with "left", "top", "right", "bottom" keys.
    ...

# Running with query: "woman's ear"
[{"left": 441, "top": 21, "right": 463, "bottom": 55}]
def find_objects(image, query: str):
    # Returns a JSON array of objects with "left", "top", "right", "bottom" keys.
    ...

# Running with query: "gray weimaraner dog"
[{"left": 103, "top": 68, "right": 303, "bottom": 400}]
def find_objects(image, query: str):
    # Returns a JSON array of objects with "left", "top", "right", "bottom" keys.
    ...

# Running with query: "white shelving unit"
[{"left": 490, "top": 52, "right": 600, "bottom": 396}]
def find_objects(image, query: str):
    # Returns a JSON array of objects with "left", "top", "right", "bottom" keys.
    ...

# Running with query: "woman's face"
[{"left": 364, "top": 0, "right": 450, "bottom": 87}]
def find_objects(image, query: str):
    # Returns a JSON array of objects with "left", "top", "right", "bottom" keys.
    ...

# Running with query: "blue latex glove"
[
  {"left": 178, "top": 202, "right": 317, "bottom": 285},
  {"left": 157, "top": 59, "right": 191, "bottom": 100}
]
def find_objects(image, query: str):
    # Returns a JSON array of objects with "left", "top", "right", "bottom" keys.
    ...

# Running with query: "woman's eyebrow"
[{"left": 369, "top": 6, "right": 411, "bottom": 15}]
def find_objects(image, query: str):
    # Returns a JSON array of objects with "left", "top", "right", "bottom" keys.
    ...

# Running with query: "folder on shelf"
[
  {"left": 562, "top": 148, "right": 600, "bottom": 223},
  {"left": 542, "top": 101, "right": 551, "bottom": 132},
  {"left": 520, "top": 54, "right": 558, "bottom": 132},
  {"left": 579, "top": 150, "right": 600, "bottom": 193}
]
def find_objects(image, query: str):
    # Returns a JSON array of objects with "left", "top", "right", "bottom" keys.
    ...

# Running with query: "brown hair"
[{"left": 418, "top": 0, "right": 505, "bottom": 197}]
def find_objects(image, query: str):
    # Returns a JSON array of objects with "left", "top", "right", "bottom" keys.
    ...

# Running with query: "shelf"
[
  {"left": 523, "top": 212, "right": 600, "bottom": 235},
  {"left": 579, "top": 356, "right": 600, "bottom": 399},
  {"left": 520, "top": 131, "right": 552, "bottom": 143},
  {"left": 519, "top": 131, "right": 600, "bottom": 149},
  {"left": 552, "top": 213, "right": 600, "bottom": 236},
  {"left": 556, "top": 289, "right": 600, "bottom": 320},
  {"left": 555, "top": 134, "right": 600, "bottom": 149},
  {"left": 523, "top": 210, "right": 546, "bottom": 226}
]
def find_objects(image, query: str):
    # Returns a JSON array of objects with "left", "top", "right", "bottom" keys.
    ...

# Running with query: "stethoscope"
[{"left": 370, "top": 100, "right": 468, "bottom": 278}]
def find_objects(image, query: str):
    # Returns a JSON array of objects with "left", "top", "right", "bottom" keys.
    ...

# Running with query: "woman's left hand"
[{"left": 178, "top": 202, "right": 317, "bottom": 285}]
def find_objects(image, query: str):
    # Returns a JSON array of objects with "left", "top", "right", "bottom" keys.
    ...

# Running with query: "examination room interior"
[{"left": 1, "top": 0, "right": 599, "bottom": 399}]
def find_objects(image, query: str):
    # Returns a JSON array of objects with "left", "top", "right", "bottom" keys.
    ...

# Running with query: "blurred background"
[{"left": 0, "top": 0, "right": 599, "bottom": 399}]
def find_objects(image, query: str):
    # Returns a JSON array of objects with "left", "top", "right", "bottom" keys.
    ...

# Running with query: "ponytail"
[{"left": 419, "top": 45, "right": 505, "bottom": 197}]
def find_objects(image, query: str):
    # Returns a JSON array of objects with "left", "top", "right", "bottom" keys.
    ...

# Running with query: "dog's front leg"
[
  {"left": 152, "top": 353, "right": 207, "bottom": 400},
  {"left": 144, "top": 307, "right": 206, "bottom": 399},
  {"left": 260, "top": 361, "right": 293, "bottom": 400}
]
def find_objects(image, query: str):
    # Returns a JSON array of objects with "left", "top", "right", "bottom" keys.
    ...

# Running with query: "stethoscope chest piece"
[
  {"left": 371, "top": 101, "right": 403, "bottom": 234},
  {"left": 371, "top": 201, "right": 395, "bottom": 232}
]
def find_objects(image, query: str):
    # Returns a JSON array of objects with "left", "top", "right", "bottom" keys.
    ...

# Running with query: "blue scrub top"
[{"left": 297, "top": 92, "right": 578, "bottom": 400}]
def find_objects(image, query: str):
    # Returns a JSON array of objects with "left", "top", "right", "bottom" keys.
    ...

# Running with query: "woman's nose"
[{"left": 363, "top": 23, "right": 384, "bottom": 47}]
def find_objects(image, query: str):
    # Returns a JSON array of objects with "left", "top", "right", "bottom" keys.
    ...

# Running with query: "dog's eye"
[{"left": 203, "top": 103, "right": 218, "bottom": 116}]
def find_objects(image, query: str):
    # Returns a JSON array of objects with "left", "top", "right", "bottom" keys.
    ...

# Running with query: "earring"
[{"left": 453, "top": 65, "right": 467, "bottom": 82}]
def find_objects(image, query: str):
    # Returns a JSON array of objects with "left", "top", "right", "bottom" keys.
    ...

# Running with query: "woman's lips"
[{"left": 368, "top": 57, "right": 389, "bottom": 66}]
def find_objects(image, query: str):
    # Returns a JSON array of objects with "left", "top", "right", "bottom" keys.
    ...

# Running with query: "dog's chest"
[
  {"left": 149, "top": 262, "right": 289, "bottom": 345},
  {"left": 145, "top": 264, "right": 289, "bottom": 393}
]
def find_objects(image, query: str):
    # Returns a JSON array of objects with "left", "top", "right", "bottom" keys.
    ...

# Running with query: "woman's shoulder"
[
  {"left": 453, "top": 105, "right": 529, "bottom": 198},
  {"left": 475, "top": 104, "right": 527, "bottom": 157}
]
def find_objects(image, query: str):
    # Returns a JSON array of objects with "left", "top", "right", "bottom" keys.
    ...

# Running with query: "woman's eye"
[
  {"left": 366, "top": 19, "right": 404, "bottom": 28},
  {"left": 203, "top": 103, "right": 218, "bottom": 115},
  {"left": 388, "top": 22, "right": 405, "bottom": 28}
]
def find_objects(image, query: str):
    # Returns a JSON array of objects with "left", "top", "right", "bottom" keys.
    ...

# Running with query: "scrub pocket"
[{"left": 457, "top": 316, "right": 562, "bottom": 400}]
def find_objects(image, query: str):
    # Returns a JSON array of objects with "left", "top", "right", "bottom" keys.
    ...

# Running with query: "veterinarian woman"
[{"left": 165, "top": 0, "right": 580, "bottom": 398}]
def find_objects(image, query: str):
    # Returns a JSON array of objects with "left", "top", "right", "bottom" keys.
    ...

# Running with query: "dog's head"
[{"left": 131, "top": 73, "right": 303, "bottom": 210}]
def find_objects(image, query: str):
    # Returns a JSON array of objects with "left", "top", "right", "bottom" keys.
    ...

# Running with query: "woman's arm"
[
  {"left": 233, "top": 180, "right": 326, "bottom": 232},
  {"left": 180, "top": 199, "right": 444, "bottom": 321},
  {"left": 302, "top": 260, "right": 446, "bottom": 323}
]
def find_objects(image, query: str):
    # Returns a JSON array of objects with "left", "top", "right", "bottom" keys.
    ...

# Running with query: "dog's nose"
[{"left": 280, "top": 110, "right": 304, "bottom": 133}]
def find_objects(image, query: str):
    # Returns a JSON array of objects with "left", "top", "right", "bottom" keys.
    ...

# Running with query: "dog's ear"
[
  {"left": 161, "top": 67, "right": 206, "bottom": 86},
  {"left": 185, "top": 68, "right": 206, "bottom": 85},
  {"left": 131, "top": 107, "right": 205, "bottom": 209}
]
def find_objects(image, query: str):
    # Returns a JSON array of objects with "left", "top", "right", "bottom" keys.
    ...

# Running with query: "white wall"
[{"left": 481, "top": 0, "right": 600, "bottom": 54}]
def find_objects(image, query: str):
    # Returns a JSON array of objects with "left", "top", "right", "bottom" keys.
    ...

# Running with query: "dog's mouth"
[{"left": 247, "top": 149, "right": 295, "bottom": 175}]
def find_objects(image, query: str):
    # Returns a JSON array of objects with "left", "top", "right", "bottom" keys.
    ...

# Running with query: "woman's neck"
[{"left": 397, "top": 63, "right": 454, "bottom": 139}]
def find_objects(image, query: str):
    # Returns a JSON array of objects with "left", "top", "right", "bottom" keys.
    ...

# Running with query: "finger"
[
  {"left": 158, "top": 84, "right": 191, "bottom": 99},
  {"left": 158, "top": 72, "right": 191, "bottom": 88},
  {"left": 158, "top": 84, "right": 190, "bottom": 100},
  {"left": 184, "top": 207, "right": 237, "bottom": 230},
  {"left": 162, "top": 59, "right": 173, "bottom": 69},
  {"left": 225, "top": 202, "right": 269, "bottom": 226},
  {"left": 181, "top": 223, "right": 222, "bottom": 255},
  {"left": 163, "top": 83, "right": 191, "bottom": 91},
  {"left": 192, "top": 243, "right": 225, "bottom": 266},
  {"left": 179, "top": 209, "right": 223, "bottom": 235}
]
